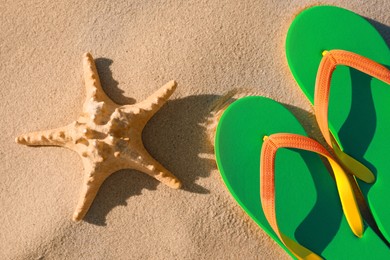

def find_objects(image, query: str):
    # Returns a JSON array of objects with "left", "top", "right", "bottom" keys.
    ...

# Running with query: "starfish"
[{"left": 16, "top": 53, "right": 182, "bottom": 222}]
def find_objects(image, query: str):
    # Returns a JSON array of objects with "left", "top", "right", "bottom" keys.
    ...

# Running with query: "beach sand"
[{"left": 1, "top": 0, "right": 389, "bottom": 258}]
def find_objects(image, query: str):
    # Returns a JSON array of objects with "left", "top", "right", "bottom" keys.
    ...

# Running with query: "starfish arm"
[
  {"left": 82, "top": 53, "right": 111, "bottom": 103},
  {"left": 82, "top": 53, "right": 117, "bottom": 122},
  {"left": 123, "top": 146, "right": 182, "bottom": 189},
  {"left": 121, "top": 80, "right": 177, "bottom": 123},
  {"left": 72, "top": 164, "right": 108, "bottom": 222},
  {"left": 15, "top": 126, "right": 71, "bottom": 147}
]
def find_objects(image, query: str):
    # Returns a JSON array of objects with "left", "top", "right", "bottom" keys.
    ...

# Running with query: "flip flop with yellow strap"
[{"left": 286, "top": 5, "right": 390, "bottom": 244}]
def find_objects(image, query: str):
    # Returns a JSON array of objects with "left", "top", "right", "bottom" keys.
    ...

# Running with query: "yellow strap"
[
  {"left": 331, "top": 138, "right": 375, "bottom": 184},
  {"left": 282, "top": 234, "right": 322, "bottom": 260},
  {"left": 326, "top": 152, "right": 363, "bottom": 237}
]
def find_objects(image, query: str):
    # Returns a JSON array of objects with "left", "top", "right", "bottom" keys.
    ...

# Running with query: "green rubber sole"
[
  {"left": 286, "top": 5, "right": 390, "bottom": 245},
  {"left": 215, "top": 96, "right": 390, "bottom": 258}
]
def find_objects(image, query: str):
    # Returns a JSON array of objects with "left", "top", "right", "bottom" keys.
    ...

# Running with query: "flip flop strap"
[
  {"left": 314, "top": 49, "right": 390, "bottom": 183},
  {"left": 260, "top": 133, "right": 363, "bottom": 259}
]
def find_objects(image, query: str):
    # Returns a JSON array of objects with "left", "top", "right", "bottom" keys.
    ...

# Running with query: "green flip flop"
[
  {"left": 215, "top": 96, "right": 390, "bottom": 258},
  {"left": 286, "top": 5, "right": 390, "bottom": 243}
]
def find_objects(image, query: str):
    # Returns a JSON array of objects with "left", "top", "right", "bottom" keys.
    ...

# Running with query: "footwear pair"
[{"left": 215, "top": 5, "right": 390, "bottom": 259}]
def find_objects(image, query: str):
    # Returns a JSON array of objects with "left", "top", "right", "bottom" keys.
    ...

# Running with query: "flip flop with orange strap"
[
  {"left": 286, "top": 5, "right": 390, "bottom": 245},
  {"left": 215, "top": 96, "right": 390, "bottom": 259}
]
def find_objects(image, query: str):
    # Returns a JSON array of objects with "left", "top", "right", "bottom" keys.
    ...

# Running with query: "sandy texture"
[{"left": 1, "top": 0, "right": 390, "bottom": 259}]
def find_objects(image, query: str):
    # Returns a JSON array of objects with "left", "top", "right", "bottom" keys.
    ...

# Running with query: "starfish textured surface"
[{"left": 16, "top": 53, "right": 182, "bottom": 222}]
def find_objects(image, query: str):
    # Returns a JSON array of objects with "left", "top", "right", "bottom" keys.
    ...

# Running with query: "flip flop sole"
[
  {"left": 215, "top": 96, "right": 390, "bottom": 258},
  {"left": 286, "top": 5, "right": 390, "bottom": 243}
]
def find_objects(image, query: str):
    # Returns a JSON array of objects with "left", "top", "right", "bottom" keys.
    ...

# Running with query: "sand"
[{"left": 1, "top": 0, "right": 389, "bottom": 259}]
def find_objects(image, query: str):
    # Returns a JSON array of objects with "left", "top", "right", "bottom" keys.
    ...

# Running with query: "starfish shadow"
[
  {"left": 83, "top": 60, "right": 217, "bottom": 225},
  {"left": 95, "top": 58, "right": 136, "bottom": 105},
  {"left": 144, "top": 94, "right": 218, "bottom": 195},
  {"left": 84, "top": 169, "right": 159, "bottom": 225}
]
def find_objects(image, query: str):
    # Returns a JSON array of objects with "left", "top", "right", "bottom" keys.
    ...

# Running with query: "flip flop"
[
  {"left": 286, "top": 5, "right": 390, "bottom": 243},
  {"left": 214, "top": 96, "right": 390, "bottom": 258}
]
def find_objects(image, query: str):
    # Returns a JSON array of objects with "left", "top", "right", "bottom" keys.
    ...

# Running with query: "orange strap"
[
  {"left": 260, "top": 133, "right": 363, "bottom": 259},
  {"left": 314, "top": 50, "right": 390, "bottom": 183}
]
